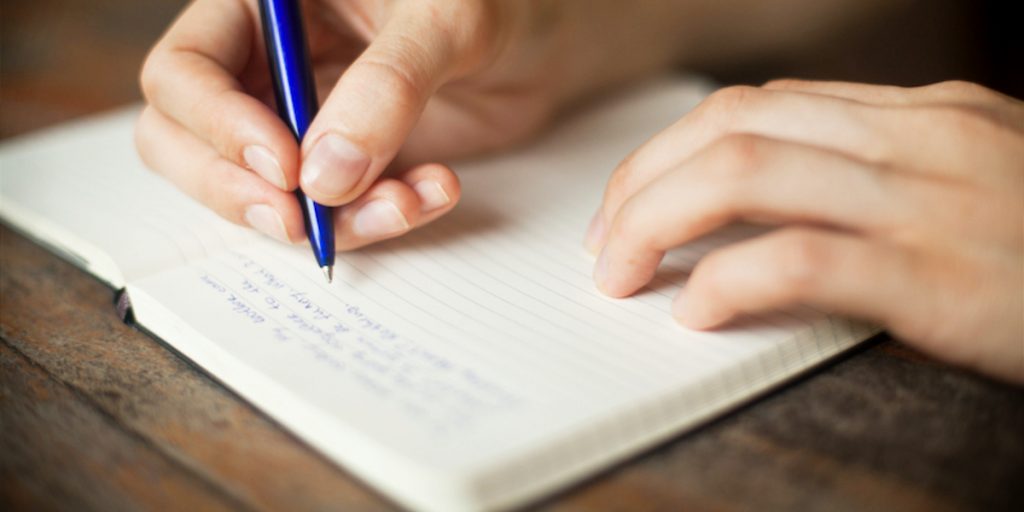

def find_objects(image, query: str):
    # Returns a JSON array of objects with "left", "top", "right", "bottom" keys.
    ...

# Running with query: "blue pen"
[{"left": 258, "top": 0, "right": 335, "bottom": 282}]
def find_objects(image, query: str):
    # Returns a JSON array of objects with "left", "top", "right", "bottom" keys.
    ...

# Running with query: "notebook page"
[
  {"left": 0, "top": 109, "right": 256, "bottom": 286},
  {"left": 125, "top": 78, "right": 877, "bottom": 511}
]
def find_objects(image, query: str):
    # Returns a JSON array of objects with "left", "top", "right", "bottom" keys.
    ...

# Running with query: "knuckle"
[
  {"left": 884, "top": 220, "right": 931, "bottom": 250},
  {"left": 138, "top": 51, "right": 165, "bottom": 103},
  {"left": 609, "top": 196, "right": 661, "bottom": 252},
  {"left": 352, "top": 56, "right": 425, "bottom": 109},
  {"left": 190, "top": 91, "right": 239, "bottom": 156},
  {"left": 709, "top": 133, "right": 767, "bottom": 181},
  {"left": 609, "top": 198, "right": 643, "bottom": 243},
  {"left": 762, "top": 78, "right": 807, "bottom": 90},
  {"left": 920, "top": 104, "right": 1003, "bottom": 139},
  {"left": 423, "top": 0, "right": 491, "bottom": 29},
  {"left": 693, "top": 251, "right": 732, "bottom": 298},
  {"left": 774, "top": 231, "right": 831, "bottom": 297},
  {"left": 702, "top": 85, "right": 759, "bottom": 121},
  {"left": 930, "top": 80, "right": 993, "bottom": 99},
  {"left": 605, "top": 152, "right": 641, "bottom": 206},
  {"left": 452, "top": 0, "right": 501, "bottom": 43},
  {"left": 411, "top": 0, "right": 503, "bottom": 72}
]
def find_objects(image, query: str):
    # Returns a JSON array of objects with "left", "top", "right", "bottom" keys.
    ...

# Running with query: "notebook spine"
[{"left": 114, "top": 289, "right": 135, "bottom": 325}]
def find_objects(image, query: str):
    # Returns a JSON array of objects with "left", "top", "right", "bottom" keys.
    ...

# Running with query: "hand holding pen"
[
  {"left": 133, "top": 0, "right": 714, "bottom": 255},
  {"left": 137, "top": 0, "right": 573, "bottom": 252}
]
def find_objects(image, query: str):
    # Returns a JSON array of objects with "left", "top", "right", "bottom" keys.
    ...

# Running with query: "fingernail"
[
  {"left": 301, "top": 132, "right": 370, "bottom": 198},
  {"left": 584, "top": 212, "right": 606, "bottom": 254},
  {"left": 594, "top": 249, "right": 610, "bottom": 294},
  {"left": 353, "top": 199, "right": 409, "bottom": 238},
  {"left": 413, "top": 181, "right": 450, "bottom": 212},
  {"left": 243, "top": 145, "right": 287, "bottom": 190},
  {"left": 244, "top": 204, "right": 290, "bottom": 243}
]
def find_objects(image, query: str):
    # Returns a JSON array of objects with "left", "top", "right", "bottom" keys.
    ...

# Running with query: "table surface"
[{"left": 2, "top": 2, "right": 1022, "bottom": 511}]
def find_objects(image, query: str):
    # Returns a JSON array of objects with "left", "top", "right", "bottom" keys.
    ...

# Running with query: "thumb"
[{"left": 299, "top": 1, "right": 492, "bottom": 205}]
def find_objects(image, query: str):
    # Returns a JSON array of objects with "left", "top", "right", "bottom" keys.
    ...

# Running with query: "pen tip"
[{"left": 322, "top": 265, "right": 333, "bottom": 284}]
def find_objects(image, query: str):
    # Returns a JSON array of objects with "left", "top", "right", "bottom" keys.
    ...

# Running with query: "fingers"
[
  {"left": 763, "top": 80, "right": 1024, "bottom": 140},
  {"left": 592, "top": 85, "right": 1020, "bottom": 240},
  {"left": 585, "top": 78, "right": 1024, "bottom": 384},
  {"left": 593, "top": 86, "right": 881, "bottom": 227},
  {"left": 139, "top": 0, "right": 474, "bottom": 250},
  {"left": 592, "top": 135, "right": 909, "bottom": 297},
  {"left": 398, "top": 162, "right": 463, "bottom": 223},
  {"left": 141, "top": 0, "right": 300, "bottom": 192},
  {"left": 763, "top": 78, "right": 1023, "bottom": 114},
  {"left": 763, "top": 79, "right": 926, "bottom": 105},
  {"left": 135, "top": 106, "right": 306, "bottom": 242},
  {"left": 136, "top": 106, "right": 461, "bottom": 250},
  {"left": 333, "top": 162, "right": 461, "bottom": 250},
  {"left": 761, "top": 80, "right": 1024, "bottom": 175},
  {"left": 299, "top": 1, "right": 495, "bottom": 205},
  {"left": 674, "top": 227, "right": 917, "bottom": 331}
]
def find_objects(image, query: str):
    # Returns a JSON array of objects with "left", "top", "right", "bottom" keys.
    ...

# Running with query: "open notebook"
[{"left": 0, "top": 78, "right": 876, "bottom": 511}]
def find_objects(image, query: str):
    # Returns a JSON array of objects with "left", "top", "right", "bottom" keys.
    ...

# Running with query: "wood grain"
[
  {"left": 3, "top": 222, "right": 1022, "bottom": 511},
  {"left": 0, "top": 340, "right": 240, "bottom": 512},
  {"left": 0, "top": 226, "right": 390, "bottom": 510}
]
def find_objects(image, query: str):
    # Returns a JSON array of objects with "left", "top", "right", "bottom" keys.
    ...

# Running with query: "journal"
[{"left": 0, "top": 78, "right": 876, "bottom": 512}]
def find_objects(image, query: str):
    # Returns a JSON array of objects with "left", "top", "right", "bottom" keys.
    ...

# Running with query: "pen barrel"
[
  {"left": 258, "top": 0, "right": 319, "bottom": 138},
  {"left": 258, "top": 0, "right": 335, "bottom": 269}
]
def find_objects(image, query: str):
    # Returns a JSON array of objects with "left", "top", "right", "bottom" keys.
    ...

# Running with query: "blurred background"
[{"left": 1, "top": 0, "right": 1021, "bottom": 139}]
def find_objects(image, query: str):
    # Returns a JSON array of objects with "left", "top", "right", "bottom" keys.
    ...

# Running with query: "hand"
[
  {"left": 135, "top": 0, "right": 576, "bottom": 249},
  {"left": 586, "top": 80, "right": 1024, "bottom": 384}
]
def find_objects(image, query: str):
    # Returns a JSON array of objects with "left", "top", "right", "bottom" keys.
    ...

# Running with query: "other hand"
[{"left": 586, "top": 80, "right": 1024, "bottom": 383}]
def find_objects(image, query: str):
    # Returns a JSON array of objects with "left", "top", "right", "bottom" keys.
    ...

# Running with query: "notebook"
[{"left": 0, "top": 77, "right": 877, "bottom": 512}]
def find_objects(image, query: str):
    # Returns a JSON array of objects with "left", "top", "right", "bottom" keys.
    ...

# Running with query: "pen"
[{"left": 258, "top": 0, "right": 335, "bottom": 283}]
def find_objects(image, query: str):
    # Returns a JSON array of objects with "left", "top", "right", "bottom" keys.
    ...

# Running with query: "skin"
[
  {"left": 134, "top": 0, "right": 692, "bottom": 248},
  {"left": 586, "top": 80, "right": 1024, "bottom": 384},
  {"left": 136, "top": 0, "right": 890, "bottom": 247},
  {"left": 137, "top": 0, "right": 1021, "bottom": 383}
]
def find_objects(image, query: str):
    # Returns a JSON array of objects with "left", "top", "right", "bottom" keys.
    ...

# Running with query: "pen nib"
[{"left": 322, "top": 265, "right": 333, "bottom": 284}]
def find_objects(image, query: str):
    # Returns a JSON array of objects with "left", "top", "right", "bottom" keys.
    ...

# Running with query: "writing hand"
[
  {"left": 136, "top": 0, "right": 571, "bottom": 249},
  {"left": 586, "top": 80, "right": 1024, "bottom": 383}
]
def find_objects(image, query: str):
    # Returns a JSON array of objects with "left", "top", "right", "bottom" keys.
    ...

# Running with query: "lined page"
[
  {"left": 0, "top": 109, "right": 255, "bottom": 286},
  {"left": 125, "top": 78, "right": 877, "bottom": 511}
]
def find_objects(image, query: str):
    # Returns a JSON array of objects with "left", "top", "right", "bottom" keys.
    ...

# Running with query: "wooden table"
[{"left": 2, "top": 2, "right": 1022, "bottom": 510}]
